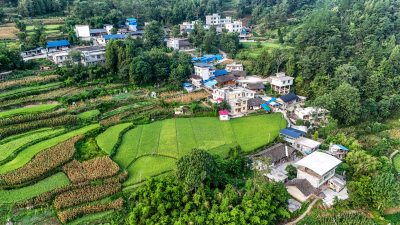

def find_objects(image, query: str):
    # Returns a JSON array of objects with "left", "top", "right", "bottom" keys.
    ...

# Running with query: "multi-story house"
[
  {"left": 225, "top": 20, "right": 243, "bottom": 33},
  {"left": 226, "top": 62, "right": 243, "bottom": 71},
  {"left": 206, "top": 14, "right": 232, "bottom": 26},
  {"left": 79, "top": 46, "right": 106, "bottom": 66},
  {"left": 167, "top": 38, "right": 192, "bottom": 51},
  {"left": 212, "top": 87, "right": 255, "bottom": 116},
  {"left": 52, "top": 51, "right": 70, "bottom": 65},
  {"left": 269, "top": 72, "right": 294, "bottom": 95},
  {"left": 194, "top": 63, "right": 215, "bottom": 81}
]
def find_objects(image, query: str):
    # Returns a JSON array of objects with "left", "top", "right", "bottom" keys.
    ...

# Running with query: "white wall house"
[
  {"left": 75, "top": 25, "right": 91, "bottom": 40},
  {"left": 212, "top": 87, "right": 255, "bottom": 116},
  {"left": 269, "top": 72, "right": 294, "bottom": 95},
  {"left": 226, "top": 62, "right": 243, "bottom": 71},
  {"left": 167, "top": 38, "right": 192, "bottom": 51},
  {"left": 80, "top": 47, "right": 106, "bottom": 66},
  {"left": 294, "top": 137, "right": 321, "bottom": 155},
  {"left": 194, "top": 63, "right": 215, "bottom": 81},
  {"left": 52, "top": 52, "right": 70, "bottom": 65},
  {"left": 294, "top": 107, "right": 329, "bottom": 124},
  {"left": 295, "top": 152, "right": 342, "bottom": 188},
  {"left": 225, "top": 20, "right": 243, "bottom": 33},
  {"left": 206, "top": 14, "right": 232, "bottom": 26}
]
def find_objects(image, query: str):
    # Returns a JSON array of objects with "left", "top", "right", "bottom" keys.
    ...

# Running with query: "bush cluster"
[
  {"left": 63, "top": 156, "right": 120, "bottom": 183},
  {"left": 0, "top": 115, "right": 79, "bottom": 138},
  {"left": 53, "top": 182, "right": 121, "bottom": 210},
  {"left": 57, "top": 198, "right": 124, "bottom": 223},
  {"left": 0, "top": 136, "right": 82, "bottom": 186}
]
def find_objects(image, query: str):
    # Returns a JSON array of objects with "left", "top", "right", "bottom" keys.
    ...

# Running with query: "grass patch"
[
  {"left": 0, "top": 128, "right": 64, "bottom": 162},
  {"left": 0, "top": 104, "right": 60, "bottom": 118},
  {"left": 114, "top": 114, "right": 286, "bottom": 173},
  {"left": 96, "top": 123, "right": 132, "bottom": 155},
  {"left": 236, "top": 40, "right": 293, "bottom": 58},
  {"left": 0, "top": 172, "right": 70, "bottom": 203},
  {"left": 78, "top": 110, "right": 101, "bottom": 120},
  {"left": 68, "top": 210, "right": 115, "bottom": 225},
  {"left": 0, "top": 124, "right": 100, "bottom": 174},
  {"left": 125, "top": 156, "right": 176, "bottom": 186},
  {"left": 393, "top": 154, "right": 400, "bottom": 173},
  {"left": 384, "top": 212, "right": 400, "bottom": 224}
]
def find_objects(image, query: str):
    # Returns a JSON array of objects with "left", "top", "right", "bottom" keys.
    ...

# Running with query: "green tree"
[
  {"left": 369, "top": 172, "right": 400, "bottom": 211},
  {"left": 285, "top": 164, "right": 297, "bottom": 180},
  {"left": 143, "top": 20, "right": 164, "bottom": 49}
]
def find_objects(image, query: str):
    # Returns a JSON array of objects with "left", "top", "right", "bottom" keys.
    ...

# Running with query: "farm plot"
[
  {"left": 0, "top": 103, "right": 60, "bottom": 118},
  {"left": 0, "top": 124, "right": 100, "bottom": 174},
  {"left": 96, "top": 123, "right": 132, "bottom": 155},
  {"left": 125, "top": 156, "right": 176, "bottom": 186},
  {"left": 78, "top": 110, "right": 101, "bottom": 120},
  {"left": 115, "top": 114, "right": 286, "bottom": 185},
  {"left": 0, "top": 128, "right": 64, "bottom": 162},
  {"left": 0, "top": 172, "right": 70, "bottom": 204},
  {"left": 0, "top": 82, "right": 62, "bottom": 100}
]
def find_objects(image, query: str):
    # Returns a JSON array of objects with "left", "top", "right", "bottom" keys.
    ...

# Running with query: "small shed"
[{"left": 219, "top": 110, "right": 230, "bottom": 121}]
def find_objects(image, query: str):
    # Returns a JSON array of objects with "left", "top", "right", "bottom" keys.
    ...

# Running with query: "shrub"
[
  {"left": 0, "top": 136, "right": 82, "bottom": 186},
  {"left": 57, "top": 198, "right": 124, "bottom": 223},
  {"left": 53, "top": 182, "right": 121, "bottom": 210},
  {"left": 63, "top": 157, "right": 120, "bottom": 183}
]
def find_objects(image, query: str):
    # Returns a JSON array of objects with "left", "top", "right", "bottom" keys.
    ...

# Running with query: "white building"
[
  {"left": 226, "top": 62, "right": 243, "bottom": 71},
  {"left": 52, "top": 51, "right": 70, "bottom": 65},
  {"left": 194, "top": 63, "right": 215, "bottom": 81},
  {"left": 269, "top": 72, "right": 294, "bottom": 95},
  {"left": 295, "top": 152, "right": 342, "bottom": 188},
  {"left": 225, "top": 20, "right": 243, "bottom": 33},
  {"left": 79, "top": 46, "right": 106, "bottom": 66},
  {"left": 75, "top": 25, "right": 91, "bottom": 40},
  {"left": 212, "top": 87, "right": 255, "bottom": 116},
  {"left": 206, "top": 14, "right": 232, "bottom": 26},
  {"left": 167, "top": 38, "right": 192, "bottom": 51},
  {"left": 294, "top": 107, "right": 329, "bottom": 124},
  {"left": 180, "top": 21, "right": 198, "bottom": 33},
  {"left": 294, "top": 137, "right": 321, "bottom": 155},
  {"left": 104, "top": 24, "right": 114, "bottom": 34}
]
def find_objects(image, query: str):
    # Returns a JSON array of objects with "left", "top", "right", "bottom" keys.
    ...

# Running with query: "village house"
[
  {"left": 212, "top": 87, "right": 255, "bottom": 116},
  {"left": 252, "top": 143, "right": 296, "bottom": 166},
  {"left": 294, "top": 107, "right": 329, "bottom": 124},
  {"left": 194, "top": 63, "right": 215, "bottom": 81},
  {"left": 78, "top": 46, "right": 106, "bottom": 66},
  {"left": 277, "top": 93, "right": 299, "bottom": 109},
  {"left": 328, "top": 144, "right": 349, "bottom": 159},
  {"left": 190, "top": 75, "right": 203, "bottom": 88},
  {"left": 231, "top": 70, "right": 247, "bottom": 80},
  {"left": 226, "top": 62, "right": 243, "bottom": 71},
  {"left": 46, "top": 40, "right": 70, "bottom": 53},
  {"left": 206, "top": 13, "right": 232, "bottom": 26},
  {"left": 286, "top": 152, "right": 342, "bottom": 202},
  {"left": 180, "top": 21, "right": 198, "bottom": 33},
  {"left": 167, "top": 38, "right": 192, "bottom": 51},
  {"left": 126, "top": 18, "right": 138, "bottom": 31},
  {"left": 247, "top": 97, "right": 267, "bottom": 110},
  {"left": 89, "top": 28, "right": 107, "bottom": 37},
  {"left": 219, "top": 110, "right": 230, "bottom": 121},
  {"left": 97, "top": 34, "right": 127, "bottom": 46},
  {"left": 52, "top": 51, "right": 70, "bottom": 65},
  {"left": 244, "top": 82, "right": 265, "bottom": 93},
  {"left": 295, "top": 151, "right": 342, "bottom": 188},
  {"left": 224, "top": 20, "right": 243, "bottom": 33},
  {"left": 269, "top": 72, "right": 294, "bottom": 95},
  {"left": 183, "top": 83, "right": 194, "bottom": 92},
  {"left": 215, "top": 74, "right": 236, "bottom": 87},
  {"left": 279, "top": 127, "right": 320, "bottom": 154},
  {"left": 75, "top": 25, "right": 91, "bottom": 41}
]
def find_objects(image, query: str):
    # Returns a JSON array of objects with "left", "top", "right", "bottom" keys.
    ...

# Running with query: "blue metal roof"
[
  {"left": 204, "top": 80, "right": 217, "bottom": 88},
  {"left": 279, "top": 93, "right": 299, "bottom": 103},
  {"left": 261, "top": 103, "right": 271, "bottom": 111},
  {"left": 183, "top": 83, "right": 192, "bottom": 87},
  {"left": 47, "top": 40, "right": 70, "bottom": 48},
  {"left": 280, "top": 128, "right": 302, "bottom": 139},
  {"left": 287, "top": 127, "right": 306, "bottom": 135},
  {"left": 90, "top": 29, "right": 107, "bottom": 34},
  {"left": 104, "top": 34, "right": 127, "bottom": 40},
  {"left": 335, "top": 144, "right": 349, "bottom": 151},
  {"left": 128, "top": 21, "right": 137, "bottom": 25},
  {"left": 214, "top": 70, "right": 228, "bottom": 77},
  {"left": 126, "top": 18, "right": 137, "bottom": 22}
]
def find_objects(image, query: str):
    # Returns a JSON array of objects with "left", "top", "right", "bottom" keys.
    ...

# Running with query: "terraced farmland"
[
  {"left": 0, "top": 103, "right": 60, "bottom": 118},
  {"left": 113, "top": 114, "right": 286, "bottom": 185}
]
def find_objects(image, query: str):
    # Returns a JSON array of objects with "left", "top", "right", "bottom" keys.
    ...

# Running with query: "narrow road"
[{"left": 286, "top": 198, "right": 319, "bottom": 225}]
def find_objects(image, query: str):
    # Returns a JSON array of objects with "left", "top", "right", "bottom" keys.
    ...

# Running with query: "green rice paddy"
[
  {"left": 0, "top": 104, "right": 60, "bottom": 118},
  {"left": 96, "top": 123, "right": 132, "bottom": 155}
]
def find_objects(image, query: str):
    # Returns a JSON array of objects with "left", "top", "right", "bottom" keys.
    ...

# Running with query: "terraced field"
[
  {"left": 113, "top": 114, "right": 286, "bottom": 185},
  {"left": 0, "top": 124, "right": 100, "bottom": 174},
  {"left": 0, "top": 104, "right": 60, "bottom": 118},
  {"left": 96, "top": 123, "right": 132, "bottom": 155}
]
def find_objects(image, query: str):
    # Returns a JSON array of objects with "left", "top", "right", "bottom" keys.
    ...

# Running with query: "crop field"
[
  {"left": 0, "top": 23, "right": 18, "bottom": 39},
  {"left": 0, "top": 82, "right": 63, "bottom": 100},
  {"left": 78, "top": 110, "right": 101, "bottom": 120},
  {"left": 96, "top": 123, "right": 132, "bottom": 155},
  {"left": 0, "top": 172, "right": 70, "bottom": 203},
  {"left": 0, "top": 104, "right": 60, "bottom": 118},
  {"left": 114, "top": 114, "right": 286, "bottom": 185},
  {"left": 0, "top": 124, "right": 100, "bottom": 174},
  {"left": 236, "top": 40, "right": 293, "bottom": 59},
  {"left": 0, "top": 128, "right": 64, "bottom": 162}
]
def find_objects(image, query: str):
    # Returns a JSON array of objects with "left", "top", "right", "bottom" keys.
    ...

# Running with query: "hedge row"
[
  {"left": 0, "top": 136, "right": 82, "bottom": 186},
  {"left": 0, "top": 109, "right": 67, "bottom": 127},
  {"left": 15, "top": 171, "right": 128, "bottom": 208},
  {"left": 0, "top": 115, "right": 79, "bottom": 138},
  {"left": 57, "top": 198, "right": 124, "bottom": 223},
  {"left": 63, "top": 157, "right": 120, "bottom": 183},
  {"left": 53, "top": 182, "right": 121, "bottom": 210}
]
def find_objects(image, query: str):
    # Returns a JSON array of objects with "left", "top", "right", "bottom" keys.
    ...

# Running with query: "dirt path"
[{"left": 286, "top": 198, "right": 319, "bottom": 225}]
